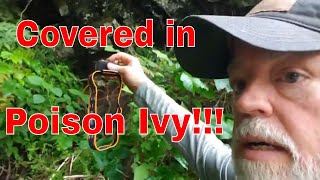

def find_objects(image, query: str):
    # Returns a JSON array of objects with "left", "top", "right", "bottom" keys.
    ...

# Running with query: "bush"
[{"left": 0, "top": 21, "right": 233, "bottom": 179}]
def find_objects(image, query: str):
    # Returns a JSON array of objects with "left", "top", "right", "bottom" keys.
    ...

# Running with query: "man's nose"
[{"left": 234, "top": 82, "right": 273, "bottom": 117}]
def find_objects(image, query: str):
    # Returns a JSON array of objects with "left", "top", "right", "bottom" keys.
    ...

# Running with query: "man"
[{"left": 106, "top": 0, "right": 320, "bottom": 179}]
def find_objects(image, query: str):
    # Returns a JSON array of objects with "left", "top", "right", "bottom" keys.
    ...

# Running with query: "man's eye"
[{"left": 283, "top": 72, "right": 302, "bottom": 83}]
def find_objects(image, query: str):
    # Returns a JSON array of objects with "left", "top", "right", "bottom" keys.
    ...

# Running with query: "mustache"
[{"left": 232, "top": 117, "right": 299, "bottom": 160}]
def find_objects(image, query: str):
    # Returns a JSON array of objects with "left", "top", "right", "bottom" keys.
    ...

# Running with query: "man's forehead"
[
  {"left": 229, "top": 39, "right": 288, "bottom": 62},
  {"left": 227, "top": 48, "right": 320, "bottom": 75},
  {"left": 246, "top": 0, "right": 296, "bottom": 16},
  {"left": 228, "top": 40, "right": 291, "bottom": 73}
]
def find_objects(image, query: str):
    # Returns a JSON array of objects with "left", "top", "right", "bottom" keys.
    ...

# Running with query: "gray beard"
[
  {"left": 231, "top": 118, "right": 320, "bottom": 180},
  {"left": 233, "top": 157, "right": 320, "bottom": 180}
]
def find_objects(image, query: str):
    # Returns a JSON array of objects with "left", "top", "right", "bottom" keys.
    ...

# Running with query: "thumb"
[{"left": 107, "top": 62, "right": 126, "bottom": 73}]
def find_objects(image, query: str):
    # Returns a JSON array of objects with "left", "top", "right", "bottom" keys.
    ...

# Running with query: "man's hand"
[{"left": 106, "top": 52, "right": 151, "bottom": 93}]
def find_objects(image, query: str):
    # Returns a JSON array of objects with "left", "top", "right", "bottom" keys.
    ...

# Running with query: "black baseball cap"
[{"left": 174, "top": 0, "right": 320, "bottom": 79}]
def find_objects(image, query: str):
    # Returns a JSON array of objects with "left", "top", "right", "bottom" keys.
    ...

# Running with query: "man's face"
[{"left": 228, "top": 40, "right": 320, "bottom": 179}]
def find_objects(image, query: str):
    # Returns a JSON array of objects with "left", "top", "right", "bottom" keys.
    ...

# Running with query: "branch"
[{"left": 17, "top": 0, "right": 33, "bottom": 24}]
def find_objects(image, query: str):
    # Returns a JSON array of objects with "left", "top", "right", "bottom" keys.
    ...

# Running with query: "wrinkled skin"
[{"left": 229, "top": 39, "right": 320, "bottom": 179}]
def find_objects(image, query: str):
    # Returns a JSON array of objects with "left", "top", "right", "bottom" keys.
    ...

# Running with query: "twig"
[
  {"left": 69, "top": 154, "right": 75, "bottom": 175},
  {"left": 72, "top": 152, "right": 81, "bottom": 164},
  {"left": 79, "top": 78, "right": 88, "bottom": 82},
  {"left": 5, "top": 161, "right": 10, "bottom": 180},
  {"left": 50, "top": 157, "right": 70, "bottom": 180},
  {"left": 63, "top": 174, "right": 105, "bottom": 179},
  {"left": 68, "top": 151, "right": 82, "bottom": 176},
  {"left": 0, "top": 165, "right": 7, "bottom": 177},
  {"left": 57, "top": 157, "right": 70, "bottom": 171},
  {"left": 214, "top": 91, "right": 225, "bottom": 107},
  {"left": 18, "top": 0, "right": 33, "bottom": 24},
  {"left": 63, "top": 175, "right": 90, "bottom": 179},
  {"left": 116, "top": 169, "right": 129, "bottom": 179}
]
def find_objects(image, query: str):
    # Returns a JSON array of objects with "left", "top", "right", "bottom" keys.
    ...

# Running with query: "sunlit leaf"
[
  {"left": 174, "top": 153, "right": 188, "bottom": 170},
  {"left": 27, "top": 76, "right": 44, "bottom": 86},
  {"left": 180, "top": 73, "right": 193, "bottom": 93},
  {"left": 152, "top": 49, "right": 169, "bottom": 61},
  {"left": 133, "top": 163, "right": 151, "bottom": 180},
  {"left": 152, "top": 49, "right": 173, "bottom": 66},
  {"left": 214, "top": 79, "right": 232, "bottom": 92},
  {"left": 0, "top": 62, "right": 12, "bottom": 74},
  {"left": 192, "top": 78, "right": 208, "bottom": 91},
  {"left": 0, "top": 51, "right": 12, "bottom": 60},
  {"left": 122, "top": 85, "right": 133, "bottom": 94},
  {"left": 147, "top": 60, "right": 158, "bottom": 68},
  {"left": 13, "top": 72, "right": 24, "bottom": 80},
  {"left": 66, "top": 105, "right": 75, "bottom": 113},
  {"left": 32, "top": 94, "right": 45, "bottom": 104},
  {"left": 68, "top": 88, "right": 83, "bottom": 96},
  {"left": 50, "top": 87, "right": 63, "bottom": 97}
]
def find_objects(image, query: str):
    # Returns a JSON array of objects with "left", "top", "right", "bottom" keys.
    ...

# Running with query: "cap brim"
[{"left": 174, "top": 15, "right": 320, "bottom": 79}]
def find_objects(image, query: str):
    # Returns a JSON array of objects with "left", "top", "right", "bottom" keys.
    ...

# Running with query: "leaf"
[
  {"left": 152, "top": 49, "right": 173, "bottom": 66},
  {"left": 43, "top": 82, "right": 53, "bottom": 90},
  {"left": 180, "top": 73, "right": 193, "bottom": 93},
  {"left": 43, "top": 109, "right": 51, "bottom": 116},
  {"left": 68, "top": 89, "right": 88, "bottom": 103},
  {"left": 13, "top": 72, "right": 24, "bottom": 80},
  {"left": 193, "top": 99, "right": 202, "bottom": 107},
  {"left": 192, "top": 78, "right": 208, "bottom": 91},
  {"left": 32, "top": 94, "right": 45, "bottom": 104},
  {"left": 214, "top": 79, "right": 232, "bottom": 92},
  {"left": 122, "top": 85, "right": 133, "bottom": 94},
  {"left": 0, "top": 51, "right": 12, "bottom": 60},
  {"left": 0, "top": 62, "right": 13, "bottom": 74},
  {"left": 3, "top": 81, "right": 16, "bottom": 97},
  {"left": 68, "top": 89, "right": 84, "bottom": 96},
  {"left": 152, "top": 49, "right": 169, "bottom": 61},
  {"left": 141, "top": 141, "right": 152, "bottom": 151},
  {"left": 133, "top": 163, "right": 151, "bottom": 180},
  {"left": 201, "top": 88, "right": 215, "bottom": 99},
  {"left": 174, "top": 154, "right": 189, "bottom": 170},
  {"left": 56, "top": 97, "right": 66, "bottom": 103},
  {"left": 0, "top": 131, "right": 6, "bottom": 139},
  {"left": 147, "top": 60, "right": 158, "bottom": 68},
  {"left": 154, "top": 72, "right": 164, "bottom": 78},
  {"left": 55, "top": 134, "right": 74, "bottom": 151},
  {"left": 63, "top": 94, "right": 71, "bottom": 102},
  {"left": 50, "top": 87, "right": 63, "bottom": 97},
  {"left": 27, "top": 76, "right": 44, "bottom": 86},
  {"left": 66, "top": 105, "right": 75, "bottom": 113},
  {"left": 78, "top": 139, "right": 90, "bottom": 149},
  {"left": 92, "top": 152, "right": 106, "bottom": 169}
]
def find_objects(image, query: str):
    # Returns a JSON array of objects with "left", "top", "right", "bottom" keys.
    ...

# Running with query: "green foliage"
[
  {"left": 0, "top": 20, "right": 234, "bottom": 179},
  {"left": 0, "top": 22, "right": 20, "bottom": 50},
  {"left": 0, "top": 21, "right": 91, "bottom": 179},
  {"left": 102, "top": 45, "right": 234, "bottom": 179},
  {"left": 0, "top": 0, "right": 20, "bottom": 22}
]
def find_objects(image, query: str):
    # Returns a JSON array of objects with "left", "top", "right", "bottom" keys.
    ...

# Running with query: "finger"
[
  {"left": 107, "top": 62, "right": 127, "bottom": 73},
  {"left": 108, "top": 52, "right": 137, "bottom": 65}
]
